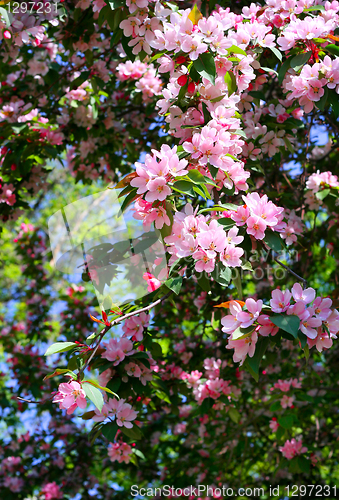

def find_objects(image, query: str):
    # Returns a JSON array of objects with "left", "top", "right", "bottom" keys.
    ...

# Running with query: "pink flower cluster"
[
  {"left": 53, "top": 380, "right": 87, "bottom": 415},
  {"left": 230, "top": 192, "right": 286, "bottom": 240},
  {"left": 164, "top": 203, "right": 245, "bottom": 272},
  {"left": 279, "top": 438, "right": 308, "bottom": 460},
  {"left": 271, "top": 284, "right": 339, "bottom": 345},
  {"left": 0, "top": 181, "right": 16, "bottom": 206},
  {"left": 274, "top": 378, "right": 301, "bottom": 392},
  {"left": 182, "top": 358, "right": 240, "bottom": 405},
  {"left": 122, "top": 311, "right": 150, "bottom": 341},
  {"left": 285, "top": 56, "right": 339, "bottom": 113},
  {"left": 93, "top": 397, "right": 138, "bottom": 428},
  {"left": 41, "top": 482, "right": 63, "bottom": 500},
  {"left": 131, "top": 144, "right": 188, "bottom": 203},
  {"left": 280, "top": 209, "right": 303, "bottom": 246},
  {"left": 101, "top": 337, "right": 135, "bottom": 366},
  {"left": 182, "top": 125, "right": 250, "bottom": 193},
  {"left": 116, "top": 61, "right": 162, "bottom": 103},
  {"left": 305, "top": 170, "right": 339, "bottom": 209},
  {"left": 221, "top": 285, "right": 338, "bottom": 364},
  {"left": 108, "top": 441, "right": 133, "bottom": 464}
]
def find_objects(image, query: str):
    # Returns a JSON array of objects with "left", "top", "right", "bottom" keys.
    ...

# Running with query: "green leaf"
[
  {"left": 197, "top": 272, "right": 211, "bottom": 292},
  {"left": 220, "top": 203, "right": 238, "bottom": 211},
  {"left": 81, "top": 410, "right": 96, "bottom": 420},
  {"left": 304, "top": 5, "right": 324, "bottom": 11},
  {"left": 121, "top": 425, "right": 143, "bottom": 440},
  {"left": 0, "top": 7, "right": 11, "bottom": 27},
  {"left": 241, "top": 261, "right": 253, "bottom": 272},
  {"left": 208, "top": 164, "right": 219, "bottom": 179},
  {"left": 83, "top": 379, "right": 118, "bottom": 398},
  {"left": 227, "top": 45, "right": 247, "bottom": 56},
  {"left": 271, "top": 314, "right": 300, "bottom": 338},
  {"left": 193, "top": 184, "right": 208, "bottom": 199},
  {"left": 201, "top": 101, "right": 211, "bottom": 124},
  {"left": 187, "top": 169, "right": 206, "bottom": 184},
  {"left": 228, "top": 407, "right": 241, "bottom": 423},
  {"left": 246, "top": 336, "right": 270, "bottom": 381},
  {"left": 171, "top": 180, "right": 195, "bottom": 197},
  {"left": 83, "top": 382, "right": 104, "bottom": 412},
  {"left": 189, "top": 64, "right": 201, "bottom": 83},
  {"left": 278, "top": 415, "right": 294, "bottom": 429},
  {"left": 224, "top": 71, "right": 237, "bottom": 96},
  {"left": 133, "top": 449, "right": 146, "bottom": 460},
  {"left": 149, "top": 342, "right": 162, "bottom": 358},
  {"left": 213, "top": 263, "right": 232, "bottom": 287},
  {"left": 106, "top": 378, "right": 121, "bottom": 393},
  {"left": 232, "top": 272, "right": 243, "bottom": 300},
  {"left": 315, "top": 188, "right": 330, "bottom": 201},
  {"left": 325, "top": 44, "right": 339, "bottom": 57},
  {"left": 290, "top": 52, "right": 312, "bottom": 72},
  {"left": 234, "top": 129, "right": 247, "bottom": 138},
  {"left": 328, "top": 89, "right": 339, "bottom": 118},
  {"left": 43, "top": 368, "right": 77, "bottom": 381},
  {"left": 269, "top": 401, "right": 281, "bottom": 412},
  {"left": 270, "top": 47, "right": 282, "bottom": 61},
  {"left": 165, "top": 276, "right": 183, "bottom": 295},
  {"left": 156, "top": 390, "right": 171, "bottom": 403},
  {"left": 200, "top": 397, "right": 213, "bottom": 413},
  {"left": 278, "top": 57, "right": 292, "bottom": 85},
  {"left": 315, "top": 87, "right": 328, "bottom": 111},
  {"left": 217, "top": 218, "right": 236, "bottom": 228},
  {"left": 298, "top": 456, "right": 310, "bottom": 474},
  {"left": 264, "top": 232, "right": 283, "bottom": 252},
  {"left": 260, "top": 67, "right": 278, "bottom": 76},
  {"left": 193, "top": 52, "right": 216, "bottom": 85},
  {"left": 248, "top": 90, "right": 266, "bottom": 101},
  {"left": 298, "top": 330, "right": 308, "bottom": 349},
  {"left": 44, "top": 342, "right": 78, "bottom": 356},
  {"left": 101, "top": 422, "right": 118, "bottom": 441},
  {"left": 232, "top": 326, "right": 256, "bottom": 340},
  {"left": 119, "top": 187, "right": 138, "bottom": 214}
]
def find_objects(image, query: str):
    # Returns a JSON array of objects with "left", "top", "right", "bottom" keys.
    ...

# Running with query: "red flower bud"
[
  {"left": 187, "top": 81, "right": 195, "bottom": 93},
  {"left": 177, "top": 75, "right": 188, "bottom": 87},
  {"left": 176, "top": 56, "right": 187, "bottom": 65}
]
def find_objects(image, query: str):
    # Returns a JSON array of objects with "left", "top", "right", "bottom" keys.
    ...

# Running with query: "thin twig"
[
  {"left": 274, "top": 256, "right": 307, "bottom": 288},
  {"left": 79, "top": 290, "right": 173, "bottom": 375}
]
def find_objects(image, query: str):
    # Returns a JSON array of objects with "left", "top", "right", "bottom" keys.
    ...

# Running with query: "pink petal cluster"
[
  {"left": 231, "top": 192, "right": 286, "bottom": 240},
  {"left": 122, "top": 311, "right": 150, "bottom": 341},
  {"left": 279, "top": 438, "right": 308, "bottom": 460},
  {"left": 101, "top": 337, "right": 135, "bottom": 366},
  {"left": 41, "top": 482, "right": 63, "bottom": 500},
  {"left": 108, "top": 441, "right": 133, "bottom": 464},
  {"left": 52, "top": 380, "right": 87, "bottom": 415},
  {"left": 93, "top": 397, "right": 138, "bottom": 428},
  {"left": 164, "top": 203, "right": 244, "bottom": 272}
]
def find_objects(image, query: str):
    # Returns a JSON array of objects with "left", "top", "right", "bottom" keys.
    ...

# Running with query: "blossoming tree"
[{"left": 1, "top": 0, "right": 339, "bottom": 497}]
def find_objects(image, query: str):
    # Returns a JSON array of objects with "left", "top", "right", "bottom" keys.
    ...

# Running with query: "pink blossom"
[
  {"left": 281, "top": 394, "right": 295, "bottom": 409},
  {"left": 270, "top": 289, "right": 292, "bottom": 313},
  {"left": 279, "top": 438, "right": 308, "bottom": 460},
  {"left": 108, "top": 442, "right": 132, "bottom": 463},
  {"left": 41, "top": 482, "right": 63, "bottom": 500},
  {"left": 236, "top": 298, "right": 263, "bottom": 328},
  {"left": 291, "top": 283, "right": 315, "bottom": 304},
  {"left": 227, "top": 330, "right": 258, "bottom": 365},
  {"left": 53, "top": 381, "right": 87, "bottom": 415},
  {"left": 269, "top": 418, "right": 279, "bottom": 432},
  {"left": 143, "top": 272, "right": 161, "bottom": 292},
  {"left": 101, "top": 337, "right": 134, "bottom": 365}
]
